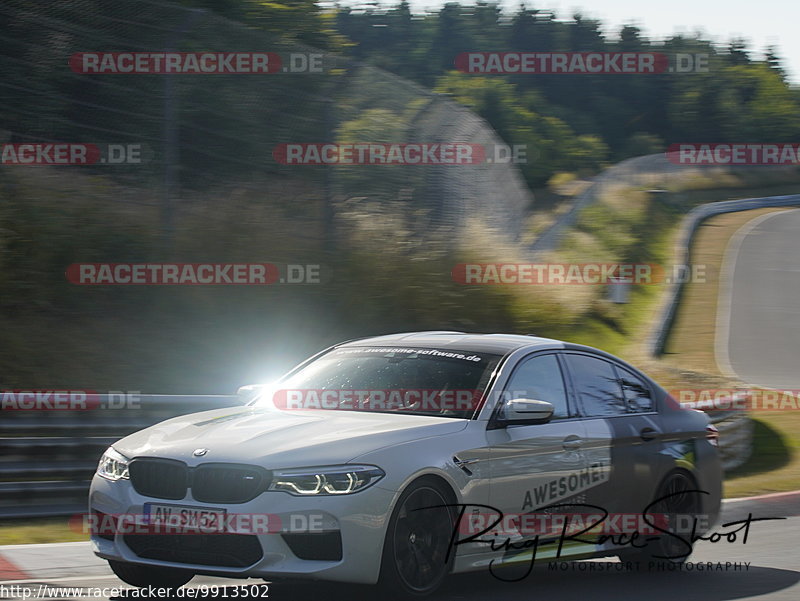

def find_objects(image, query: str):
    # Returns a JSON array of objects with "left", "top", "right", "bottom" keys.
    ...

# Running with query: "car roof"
[{"left": 336, "top": 331, "right": 566, "bottom": 355}]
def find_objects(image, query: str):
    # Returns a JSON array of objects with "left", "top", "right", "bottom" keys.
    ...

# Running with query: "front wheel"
[
  {"left": 109, "top": 560, "right": 194, "bottom": 589},
  {"left": 379, "top": 479, "right": 456, "bottom": 598}
]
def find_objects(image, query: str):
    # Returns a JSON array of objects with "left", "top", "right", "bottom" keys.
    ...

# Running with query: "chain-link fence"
[{"left": 0, "top": 0, "right": 534, "bottom": 253}]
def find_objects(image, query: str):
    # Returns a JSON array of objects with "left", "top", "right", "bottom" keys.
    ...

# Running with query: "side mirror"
[
  {"left": 236, "top": 384, "right": 266, "bottom": 404},
  {"left": 503, "top": 398, "right": 555, "bottom": 424}
]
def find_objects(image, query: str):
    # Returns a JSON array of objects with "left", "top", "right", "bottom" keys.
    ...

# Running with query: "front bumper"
[{"left": 89, "top": 473, "right": 396, "bottom": 584}]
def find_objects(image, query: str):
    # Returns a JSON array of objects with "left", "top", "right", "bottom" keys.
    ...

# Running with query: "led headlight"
[
  {"left": 269, "top": 465, "right": 384, "bottom": 496},
  {"left": 97, "top": 447, "right": 130, "bottom": 481}
]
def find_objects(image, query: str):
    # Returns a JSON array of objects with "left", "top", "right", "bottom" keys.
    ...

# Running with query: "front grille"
[
  {"left": 192, "top": 464, "right": 270, "bottom": 504},
  {"left": 124, "top": 533, "right": 263, "bottom": 567},
  {"left": 129, "top": 458, "right": 188, "bottom": 500},
  {"left": 282, "top": 531, "right": 343, "bottom": 561},
  {"left": 128, "top": 458, "right": 271, "bottom": 503}
]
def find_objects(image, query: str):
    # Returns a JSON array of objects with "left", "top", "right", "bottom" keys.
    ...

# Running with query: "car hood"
[{"left": 113, "top": 406, "right": 469, "bottom": 468}]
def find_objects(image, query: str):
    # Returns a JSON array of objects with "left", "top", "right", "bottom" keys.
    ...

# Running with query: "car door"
[
  {"left": 485, "top": 353, "right": 592, "bottom": 534},
  {"left": 561, "top": 352, "right": 663, "bottom": 518}
]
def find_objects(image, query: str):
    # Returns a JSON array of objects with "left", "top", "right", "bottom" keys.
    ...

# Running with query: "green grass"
[
  {"left": 656, "top": 206, "right": 800, "bottom": 498},
  {"left": 550, "top": 177, "right": 800, "bottom": 499},
  {"left": 0, "top": 518, "right": 87, "bottom": 545},
  {"left": 724, "top": 412, "right": 800, "bottom": 498}
]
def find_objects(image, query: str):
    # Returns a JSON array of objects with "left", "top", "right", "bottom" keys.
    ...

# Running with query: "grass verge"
[
  {"left": 0, "top": 519, "right": 85, "bottom": 545},
  {"left": 662, "top": 207, "right": 800, "bottom": 498}
]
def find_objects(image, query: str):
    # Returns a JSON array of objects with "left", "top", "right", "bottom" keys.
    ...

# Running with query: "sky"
[{"left": 387, "top": 0, "right": 799, "bottom": 84}]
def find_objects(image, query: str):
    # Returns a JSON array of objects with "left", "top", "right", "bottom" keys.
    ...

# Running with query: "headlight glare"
[
  {"left": 269, "top": 465, "right": 384, "bottom": 496},
  {"left": 97, "top": 447, "right": 130, "bottom": 481}
]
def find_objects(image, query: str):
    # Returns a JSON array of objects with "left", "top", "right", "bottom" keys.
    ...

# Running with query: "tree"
[{"left": 764, "top": 45, "right": 785, "bottom": 80}]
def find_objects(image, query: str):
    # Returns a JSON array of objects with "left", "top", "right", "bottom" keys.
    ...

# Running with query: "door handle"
[
  {"left": 640, "top": 427, "right": 659, "bottom": 441},
  {"left": 562, "top": 436, "right": 583, "bottom": 450}
]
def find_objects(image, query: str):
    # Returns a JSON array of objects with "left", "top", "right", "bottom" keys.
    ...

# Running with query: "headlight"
[
  {"left": 97, "top": 447, "right": 130, "bottom": 481},
  {"left": 269, "top": 465, "right": 384, "bottom": 496}
]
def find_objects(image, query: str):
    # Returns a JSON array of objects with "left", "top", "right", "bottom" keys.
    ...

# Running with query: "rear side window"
[
  {"left": 563, "top": 354, "right": 627, "bottom": 417},
  {"left": 503, "top": 354, "right": 570, "bottom": 418},
  {"left": 615, "top": 366, "right": 654, "bottom": 412}
]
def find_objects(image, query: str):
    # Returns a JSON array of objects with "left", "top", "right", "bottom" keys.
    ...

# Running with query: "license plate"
[{"left": 143, "top": 502, "right": 227, "bottom": 533}]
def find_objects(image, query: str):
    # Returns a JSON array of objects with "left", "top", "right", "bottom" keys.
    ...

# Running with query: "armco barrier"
[
  {"left": 651, "top": 197, "right": 800, "bottom": 473},
  {"left": 712, "top": 411, "right": 754, "bottom": 470},
  {"left": 683, "top": 392, "right": 754, "bottom": 471},
  {"left": 0, "top": 392, "right": 748, "bottom": 518},
  {"left": 648, "top": 194, "right": 800, "bottom": 356},
  {"left": 0, "top": 395, "right": 241, "bottom": 519}
]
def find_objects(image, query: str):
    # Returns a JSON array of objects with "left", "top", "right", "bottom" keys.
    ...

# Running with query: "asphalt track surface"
[
  {"left": 719, "top": 208, "right": 800, "bottom": 388},
  {"left": 0, "top": 495, "right": 797, "bottom": 601}
]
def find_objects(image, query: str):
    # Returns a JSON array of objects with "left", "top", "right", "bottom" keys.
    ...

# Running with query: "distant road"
[{"left": 719, "top": 208, "right": 800, "bottom": 388}]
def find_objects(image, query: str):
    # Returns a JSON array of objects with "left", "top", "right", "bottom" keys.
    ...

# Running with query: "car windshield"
[{"left": 253, "top": 346, "right": 503, "bottom": 419}]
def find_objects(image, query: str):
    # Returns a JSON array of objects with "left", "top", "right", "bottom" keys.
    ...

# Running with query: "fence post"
[{"left": 162, "top": 9, "right": 204, "bottom": 254}]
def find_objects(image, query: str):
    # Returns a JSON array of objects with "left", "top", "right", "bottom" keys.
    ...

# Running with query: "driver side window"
[{"left": 503, "top": 354, "right": 570, "bottom": 419}]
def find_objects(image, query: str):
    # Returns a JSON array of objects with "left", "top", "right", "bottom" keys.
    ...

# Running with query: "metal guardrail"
[
  {"left": 648, "top": 193, "right": 800, "bottom": 356},
  {"left": 532, "top": 157, "right": 798, "bottom": 475},
  {"left": 712, "top": 411, "right": 754, "bottom": 471},
  {"left": 0, "top": 392, "right": 750, "bottom": 518},
  {"left": 681, "top": 390, "right": 755, "bottom": 471},
  {"left": 651, "top": 197, "right": 800, "bottom": 472},
  {"left": 0, "top": 395, "right": 241, "bottom": 519},
  {"left": 529, "top": 153, "right": 680, "bottom": 254}
]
